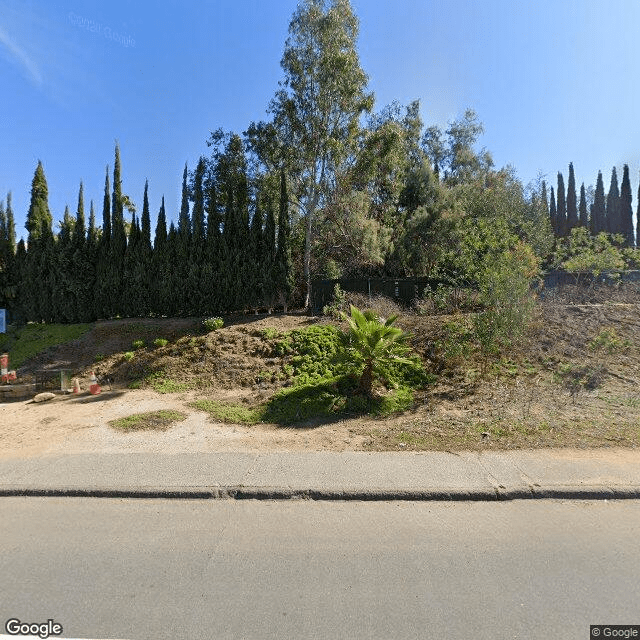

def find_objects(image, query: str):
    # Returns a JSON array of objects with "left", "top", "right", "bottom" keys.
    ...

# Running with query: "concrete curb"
[{"left": 2, "top": 485, "right": 640, "bottom": 501}]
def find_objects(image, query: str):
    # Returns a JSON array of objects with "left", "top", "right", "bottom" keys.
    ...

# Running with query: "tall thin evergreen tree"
[
  {"left": 110, "top": 143, "right": 127, "bottom": 315},
  {"left": 619, "top": 164, "right": 634, "bottom": 246},
  {"left": 578, "top": 183, "right": 588, "bottom": 228},
  {"left": 590, "top": 171, "right": 606, "bottom": 235},
  {"left": 556, "top": 172, "right": 567, "bottom": 236},
  {"left": 26, "top": 161, "right": 52, "bottom": 243},
  {"left": 566, "top": 163, "right": 578, "bottom": 231},
  {"left": 606, "top": 167, "right": 620, "bottom": 235},
  {"left": 549, "top": 187, "right": 557, "bottom": 235},
  {"left": 274, "top": 169, "right": 293, "bottom": 311},
  {"left": 95, "top": 167, "right": 112, "bottom": 318}
]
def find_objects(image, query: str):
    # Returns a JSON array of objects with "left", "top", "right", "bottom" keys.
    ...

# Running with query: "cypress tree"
[
  {"left": 28, "top": 220, "right": 56, "bottom": 322},
  {"left": 179, "top": 163, "right": 191, "bottom": 238},
  {"left": 249, "top": 197, "right": 265, "bottom": 311},
  {"left": 54, "top": 206, "right": 76, "bottom": 322},
  {"left": 102, "top": 166, "right": 111, "bottom": 243},
  {"left": 541, "top": 181, "right": 549, "bottom": 219},
  {"left": 95, "top": 167, "right": 112, "bottom": 318},
  {"left": 556, "top": 172, "right": 567, "bottom": 237},
  {"left": 154, "top": 196, "right": 167, "bottom": 248},
  {"left": 566, "top": 163, "right": 578, "bottom": 231},
  {"left": 122, "top": 212, "right": 143, "bottom": 317},
  {"left": 26, "top": 161, "right": 52, "bottom": 243},
  {"left": 202, "top": 177, "right": 220, "bottom": 314},
  {"left": 6, "top": 192, "right": 15, "bottom": 254},
  {"left": 14, "top": 239, "right": 27, "bottom": 323},
  {"left": 549, "top": 187, "right": 557, "bottom": 235},
  {"left": 605, "top": 167, "right": 620, "bottom": 235},
  {"left": 152, "top": 197, "right": 169, "bottom": 316},
  {"left": 165, "top": 222, "right": 179, "bottom": 315},
  {"left": 274, "top": 169, "right": 293, "bottom": 311},
  {"left": 74, "top": 182, "right": 86, "bottom": 246},
  {"left": 83, "top": 201, "right": 98, "bottom": 322},
  {"left": 578, "top": 183, "right": 588, "bottom": 228},
  {"left": 263, "top": 194, "right": 277, "bottom": 309},
  {"left": 110, "top": 144, "right": 127, "bottom": 316},
  {"left": 0, "top": 194, "right": 17, "bottom": 314},
  {"left": 186, "top": 159, "right": 206, "bottom": 314},
  {"left": 73, "top": 182, "right": 93, "bottom": 322},
  {"left": 134, "top": 181, "right": 152, "bottom": 317},
  {"left": 141, "top": 180, "right": 152, "bottom": 254},
  {"left": 591, "top": 171, "right": 606, "bottom": 235},
  {"left": 619, "top": 164, "right": 634, "bottom": 246},
  {"left": 24, "top": 163, "right": 54, "bottom": 321},
  {"left": 219, "top": 188, "right": 236, "bottom": 313},
  {"left": 191, "top": 159, "right": 206, "bottom": 254}
]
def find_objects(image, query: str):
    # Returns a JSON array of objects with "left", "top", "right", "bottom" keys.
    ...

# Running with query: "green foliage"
[
  {"left": 340, "top": 305, "right": 416, "bottom": 395},
  {"left": 246, "top": 0, "right": 374, "bottom": 306},
  {"left": 4, "top": 323, "right": 91, "bottom": 368},
  {"left": 190, "top": 399, "right": 261, "bottom": 425},
  {"left": 132, "top": 340, "right": 145, "bottom": 350},
  {"left": 471, "top": 243, "right": 538, "bottom": 366},
  {"left": 322, "top": 283, "right": 348, "bottom": 318},
  {"left": 153, "top": 338, "right": 169, "bottom": 348},
  {"left": 145, "top": 373, "right": 190, "bottom": 394},
  {"left": 286, "top": 324, "right": 347, "bottom": 385},
  {"left": 203, "top": 316, "right": 224, "bottom": 331},
  {"left": 109, "top": 410, "right": 187, "bottom": 432},
  {"left": 589, "top": 327, "right": 631, "bottom": 354},
  {"left": 437, "top": 317, "right": 474, "bottom": 365},
  {"left": 26, "top": 161, "right": 52, "bottom": 242},
  {"left": 123, "top": 351, "right": 135, "bottom": 361},
  {"left": 552, "top": 227, "right": 626, "bottom": 277}
]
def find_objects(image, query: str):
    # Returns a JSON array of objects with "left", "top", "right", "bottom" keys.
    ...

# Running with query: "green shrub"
[
  {"left": 203, "top": 317, "right": 224, "bottom": 332},
  {"left": 132, "top": 340, "right": 145, "bottom": 350},
  {"left": 123, "top": 351, "right": 135, "bottom": 361},
  {"left": 153, "top": 338, "right": 169, "bottom": 348},
  {"left": 472, "top": 243, "right": 538, "bottom": 367},
  {"left": 322, "top": 283, "right": 348, "bottom": 319}
]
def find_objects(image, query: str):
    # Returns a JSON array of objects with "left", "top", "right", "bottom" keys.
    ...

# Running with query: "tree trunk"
[{"left": 359, "top": 361, "right": 374, "bottom": 396}]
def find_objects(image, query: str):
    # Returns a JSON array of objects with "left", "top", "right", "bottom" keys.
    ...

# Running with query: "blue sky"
[{"left": 1, "top": 0, "right": 639, "bottom": 241}]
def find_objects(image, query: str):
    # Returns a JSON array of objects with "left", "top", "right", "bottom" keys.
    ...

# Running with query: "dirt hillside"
[{"left": 2, "top": 298, "right": 639, "bottom": 457}]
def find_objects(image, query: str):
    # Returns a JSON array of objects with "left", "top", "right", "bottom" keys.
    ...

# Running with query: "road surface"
[{"left": 1, "top": 498, "right": 639, "bottom": 639}]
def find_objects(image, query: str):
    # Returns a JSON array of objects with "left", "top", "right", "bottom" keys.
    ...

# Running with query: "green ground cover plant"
[
  {"left": 109, "top": 410, "right": 187, "bottom": 431},
  {"left": 0, "top": 323, "right": 92, "bottom": 368},
  {"left": 203, "top": 317, "right": 224, "bottom": 331},
  {"left": 194, "top": 312, "right": 433, "bottom": 426}
]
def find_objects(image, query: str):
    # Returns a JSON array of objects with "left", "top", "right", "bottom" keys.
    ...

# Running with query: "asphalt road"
[{"left": 1, "top": 498, "right": 639, "bottom": 640}]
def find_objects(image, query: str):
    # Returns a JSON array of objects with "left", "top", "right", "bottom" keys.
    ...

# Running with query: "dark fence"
[
  {"left": 312, "top": 270, "right": 640, "bottom": 313},
  {"left": 311, "top": 277, "right": 452, "bottom": 313}
]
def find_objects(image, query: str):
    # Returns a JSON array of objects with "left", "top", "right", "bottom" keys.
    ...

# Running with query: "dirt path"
[{"left": 0, "top": 388, "right": 371, "bottom": 458}]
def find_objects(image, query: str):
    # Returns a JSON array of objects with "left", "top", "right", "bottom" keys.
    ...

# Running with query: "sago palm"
[{"left": 340, "top": 305, "right": 414, "bottom": 396}]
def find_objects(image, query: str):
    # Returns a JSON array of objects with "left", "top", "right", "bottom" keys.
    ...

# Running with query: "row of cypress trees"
[
  {"left": 0, "top": 140, "right": 294, "bottom": 324},
  {"left": 546, "top": 163, "right": 639, "bottom": 247}
]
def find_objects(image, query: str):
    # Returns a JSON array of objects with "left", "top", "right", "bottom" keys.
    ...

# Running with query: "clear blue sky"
[{"left": 1, "top": 0, "right": 639, "bottom": 241}]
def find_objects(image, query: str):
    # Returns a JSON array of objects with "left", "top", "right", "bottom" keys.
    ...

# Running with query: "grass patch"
[
  {"left": 190, "top": 399, "right": 261, "bottom": 424},
  {"left": 147, "top": 375, "right": 191, "bottom": 393},
  {"left": 1, "top": 323, "right": 92, "bottom": 368},
  {"left": 109, "top": 410, "right": 187, "bottom": 431}
]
